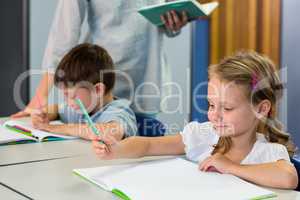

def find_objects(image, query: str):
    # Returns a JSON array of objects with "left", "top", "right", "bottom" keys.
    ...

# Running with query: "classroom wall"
[
  {"left": 157, "top": 26, "right": 192, "bottom": 134},
  {"left": 30, "top": 0, "right": 58, "bottom": 101},
  {"left": 30, "top": 1, "right": 191, "bottom": 133},
  {"left": 281, "top": 0, "right": 300, "bottom": 147}
]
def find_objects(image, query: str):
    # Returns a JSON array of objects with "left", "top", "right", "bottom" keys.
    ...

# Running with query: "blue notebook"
[{"left": 138, "top": 1, "right": 218, "bottom": 26}]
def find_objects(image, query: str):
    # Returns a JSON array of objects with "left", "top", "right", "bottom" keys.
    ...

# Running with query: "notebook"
[
  {"left": 73, "top": 158, "right": 277, "bottom": 200},
  {"left": 138, "top": 0, "right": 219, "bottom": 26},
  {"left": 0, "top": 119, "right": 77, "bottom": 144}
]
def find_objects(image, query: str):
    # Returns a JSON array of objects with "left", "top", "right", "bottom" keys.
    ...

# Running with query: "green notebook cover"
[
  {"left": 73, "top": 170, "right": 131, "bottom": 200},
  {"left": 138, "top": 1, "right": 218, "bottom": 26}
]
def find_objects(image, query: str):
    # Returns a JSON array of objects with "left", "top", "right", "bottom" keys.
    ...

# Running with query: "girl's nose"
[{"left": 210, "top": 109, "right": 223, "bottom": 122}]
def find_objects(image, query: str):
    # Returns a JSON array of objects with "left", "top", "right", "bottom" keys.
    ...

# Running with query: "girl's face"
[
  {"left": 62, "top": 85, "right": 98, "bottom": 113},
  {"left": 207, "top": 76, "right": 258, "bottom": 137}
]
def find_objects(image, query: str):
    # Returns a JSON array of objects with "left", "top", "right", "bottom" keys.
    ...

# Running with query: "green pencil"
[{"left": 75, "top": 99, "right": 106, "bottom": 145}]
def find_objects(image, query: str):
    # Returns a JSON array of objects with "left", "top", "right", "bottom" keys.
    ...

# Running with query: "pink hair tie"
[{"left": 251, "top": 73, "right": 259, "bottom": 90}]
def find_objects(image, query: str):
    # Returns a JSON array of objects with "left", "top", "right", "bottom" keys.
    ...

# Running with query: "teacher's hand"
[
  {"left": 10, "top": 94, "right": 47, "bottom": 118},
  {"left": 161, "top": 10, "right": 188, "bottom": 32},
  {"left": 10, "top": 103, "right": 36, "bottom": 118}
]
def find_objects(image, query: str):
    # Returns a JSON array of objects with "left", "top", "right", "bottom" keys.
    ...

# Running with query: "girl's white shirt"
[{"left": 180, "top": 121, "right": 291, "bottom": 164}]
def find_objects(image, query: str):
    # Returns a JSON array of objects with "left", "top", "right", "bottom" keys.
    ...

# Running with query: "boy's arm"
[
  {"left": 44, "top": 104, "right": 59, "bottom": 121},
  {"left": 229, "top": 160, "right": 298, "bottom": 189},
  {"left": 93, "top": 134, "right": 185, "bottom": 159}
]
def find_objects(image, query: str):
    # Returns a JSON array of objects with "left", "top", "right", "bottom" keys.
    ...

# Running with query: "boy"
[{"left": 31, "top": 43, "right": 137, "bottom": 141}]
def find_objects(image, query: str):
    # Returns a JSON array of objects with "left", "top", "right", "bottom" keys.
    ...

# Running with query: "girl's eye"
[
  {"left": 208, "top": 104, "right": 215, "bottom": 109},
  {"left": 224, "top": 107, "right": 233, "bottom": 111}
]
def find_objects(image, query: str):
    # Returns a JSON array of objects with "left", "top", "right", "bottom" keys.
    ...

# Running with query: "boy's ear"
[
  {"left": 255, "top": 100, "right": 271, "bottom": 119},
  {"left": 94, "top": 83, "right": 106, "bottom": 96}
]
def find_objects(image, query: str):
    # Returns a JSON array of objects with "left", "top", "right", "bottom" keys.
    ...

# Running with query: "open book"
[
  {"left": 0, "top": 119, "right": 77, "bottom": 144},
  {"left": 138, "top": 1, "right": 219, "bottom": 26},
  {"left": 73, "top": 158, "right": 277, "bottom": 200}
]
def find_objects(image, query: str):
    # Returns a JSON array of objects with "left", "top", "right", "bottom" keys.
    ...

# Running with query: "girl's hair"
[{"left": 209, "top": 51, "right": 295, "bottom": 156}]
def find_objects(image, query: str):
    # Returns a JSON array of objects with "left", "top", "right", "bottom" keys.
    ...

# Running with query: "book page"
[
  {"left": 4, "top": 120, "right": 77, "bottom": 141},
  {"left": 0, "top": 126, "right": 36, "bottom": 144},
  {"left": 74, "top": 163, "right": 138, "bottom": 191},
  {"left": 200, "top": 2, "right": 219, "bottom": 15},
  {"left": 75, "top": 158, "right": 276, "bottom": 200}
]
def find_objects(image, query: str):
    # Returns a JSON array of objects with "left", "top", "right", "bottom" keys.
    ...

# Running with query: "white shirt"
[
  {"left": 180, "top": 121, "right": 291, "bottom": 165},
  {"left": 42, "top": 0, "right": 178, "bottom": 114}
]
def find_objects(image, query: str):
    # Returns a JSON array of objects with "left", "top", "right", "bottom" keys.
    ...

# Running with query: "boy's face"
[
  {"left": 207, "top": 76, "right": 258, "bottom": 137},
  {"left": 62, "top": 85, "right": 99, "bottom": 113}
]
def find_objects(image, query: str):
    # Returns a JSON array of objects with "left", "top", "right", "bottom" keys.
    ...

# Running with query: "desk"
[
  {"left": 0, "top": 184, "right": 28, "bottom": 200},
  {"left": 0, "top": 154, "right": 173, "bottom": 200},
  {"left": 0, "top": 152, "right": 299, "bottom": 200},
  {"left": 0, "top": 117, "right": 93, "bottom": 166},
  {"left": 0, "top": 139, "right": 94, "bottom": 166},
  {"left": 0, "top": 118, "right": 300, "bottom": 199}
]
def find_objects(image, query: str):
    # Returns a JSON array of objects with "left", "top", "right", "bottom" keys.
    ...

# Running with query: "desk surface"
[
  {"left": 0, "top": 184, "right": 28, "bottom": 200},
  {"left": 0, "top": 139, "right": 93, "bottom": 166},
  {"left": 0, "top": 154, "right": 174, "bottom": 200},
  {"left": 0, "top": 153, "right": 299, "bottom": 200},
  {"left": 0, "top": 117, "right": 92, "bottom": 166},
  {"left": 0, "top": 118, "right": 300, "bottom": 199}
]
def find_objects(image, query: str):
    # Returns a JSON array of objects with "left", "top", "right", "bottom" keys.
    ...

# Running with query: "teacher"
[{"left": 12, "top": 0, "right": 188, "bottom": 118}]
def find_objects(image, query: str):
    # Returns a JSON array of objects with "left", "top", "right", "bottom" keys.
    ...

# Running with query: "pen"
[{"left": 75, "top": 99, "right": 106, "bottom": 145}]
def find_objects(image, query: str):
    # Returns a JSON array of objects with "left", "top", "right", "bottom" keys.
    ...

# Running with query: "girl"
[{"left": 92, "top": 51, "right": 298, "bottom": 189}]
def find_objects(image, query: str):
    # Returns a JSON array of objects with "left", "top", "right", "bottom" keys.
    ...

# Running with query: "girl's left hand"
[
  {"left": 198, "top": 153, "right": 238, "bottom": 174},
  {"left": 161, "top": 10, "right": 188, "bottom": 32}
]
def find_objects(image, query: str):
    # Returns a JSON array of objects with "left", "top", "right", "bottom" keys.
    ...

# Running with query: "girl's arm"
[
  {"left": 200, "top": 154, "right": 298, "bottom": 189},
  {"left": 92, "top": 134, "right": 185, "bottom": 159},
  {"left": 230, "top": 160, "right": 298, "bottom": 189}
]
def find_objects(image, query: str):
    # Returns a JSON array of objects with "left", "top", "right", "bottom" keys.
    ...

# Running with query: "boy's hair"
[
  {"left": 54, "top": 43, "right": 115, "bottom": 94},
  {"left": 208, "top": 51, "right": 295, "bottom": 156}
]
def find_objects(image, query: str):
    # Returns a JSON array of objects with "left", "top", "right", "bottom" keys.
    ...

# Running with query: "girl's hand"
[
  {"left": 92, "top": 134, "right": 119, "bottom": 160},
  {"left": 198, "top": 153, "right": 238, "bottom": 174},
  {"left": 161, "top": 10, "right": 188, "bottom": 32}
]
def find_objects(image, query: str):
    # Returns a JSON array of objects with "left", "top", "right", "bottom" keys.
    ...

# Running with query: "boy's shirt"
[{"left": 58, "top": 99, "right": 137, "bottom": 137}]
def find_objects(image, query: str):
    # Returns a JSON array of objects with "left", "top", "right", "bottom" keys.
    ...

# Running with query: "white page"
[
  {"left": 200, "top": 2, "right": 219, "bottom": 15},
  {"left": 74, "top": 163, "right": 137, "bottom": 191},
  {"left": 0, "top": 126, "right": 36, "bottom": 144},
  {"left": 75, "top": 158, "right": 276, "bottom": 200},
  {"left": 4, "top": 120, "right": 77, "bottom": 141}
]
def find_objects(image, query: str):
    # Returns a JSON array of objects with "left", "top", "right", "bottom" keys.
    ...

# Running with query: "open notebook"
[
  {"left": 138, "top": 1, "right": 219, "bottom": 26},
  {"left": 0, "top": 119, "right": 77, "bottom": 144},
  {"left": 73, "top": 158, "right": 277, "bottom": 200}
]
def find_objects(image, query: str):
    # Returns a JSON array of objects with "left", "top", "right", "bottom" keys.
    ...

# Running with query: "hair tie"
[{"left": 251, "top": 73, "right": 259, "bottom": 90}]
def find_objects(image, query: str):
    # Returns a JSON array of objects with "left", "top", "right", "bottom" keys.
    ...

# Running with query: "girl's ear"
[
  {"left": 94, "top": 83, "right": 106, "bottom": 96},
  {"left": 255, "top": 99, "right": 271, "bottom": 120}
]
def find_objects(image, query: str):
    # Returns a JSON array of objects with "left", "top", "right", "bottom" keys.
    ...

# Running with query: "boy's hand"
[
  {"left": 161, "top": 10, "right": 188, "bottom": 32},
  {"left": 198, "top": 153, "right": 237, "bottom": 174},
  {"left": 92, "top": 134, "right": 119, "bottom": 160},
  {"left": 31, "top": 109, "right": 50, "bottom": 131}
]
